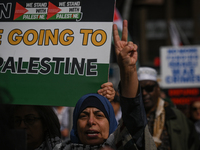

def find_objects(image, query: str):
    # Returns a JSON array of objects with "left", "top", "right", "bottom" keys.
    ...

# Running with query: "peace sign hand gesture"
[
  {"left": 113, "top": 20, "right": 138, "bottom": 98},
  {"left": 113, "top": 20, "right": 138, "bottom": 72}
]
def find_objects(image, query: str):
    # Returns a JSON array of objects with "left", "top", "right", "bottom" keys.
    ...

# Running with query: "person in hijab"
[
  {"left": 69, "top": 93, "right": 117, "bottom": 148},
  {"left": 59, "top": 20, "right": 156, "bottom": 150},
  {"left": 5, "top": 81, "right": 115, "bottom": 150}
]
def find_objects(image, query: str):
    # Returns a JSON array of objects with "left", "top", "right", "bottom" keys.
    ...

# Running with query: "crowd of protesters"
[{"left": 0, "top": 20, "right": 200, "bottom": 150}]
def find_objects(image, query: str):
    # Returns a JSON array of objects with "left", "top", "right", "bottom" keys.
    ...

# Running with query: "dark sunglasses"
[
  {"left": 14, "top": 116, "right": 41, "bottom": 127},
  {"left": 141, "top": 84, "right": 157, "bottom": 93},
  {"left": 192, "top": 107, "right": 200, "bottom": 112}
]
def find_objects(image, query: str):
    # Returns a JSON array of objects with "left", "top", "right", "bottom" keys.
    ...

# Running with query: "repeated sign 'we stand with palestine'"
[
  {"left": 0, "top": 0, "right": 115, "bottom": 106},
  {"left": 13, "top": 1, "right": 82, "bottom": 21}
]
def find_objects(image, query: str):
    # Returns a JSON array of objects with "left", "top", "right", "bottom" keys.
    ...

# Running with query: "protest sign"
[
  {"left": 160, "top": 45, "right": 200, "bottom": 88},
  {"left": 0, "top": 0, "right": 115, "bottom": 106},
  {"left": 162, "top": 88, "right": 200, "bottom": 105}
]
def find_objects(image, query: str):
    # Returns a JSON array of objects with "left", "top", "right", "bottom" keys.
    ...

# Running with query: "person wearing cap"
[
  {"left": 59, "top": 20, "right": 156, "bottom": 150},
  {"left": 137, "top": 67, "right": 199, "bottom": 150}
]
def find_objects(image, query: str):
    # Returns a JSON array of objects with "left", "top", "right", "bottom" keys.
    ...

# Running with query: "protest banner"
[
  {"left": 160, "top": 45, "right": 200, "bottom": 88},
  {"left": 160, "top": 46, "right": 200, "bottom": 116},
  {"left": 0, "top": 0, "right": 115, "bottom": 106},
  {"left": 165, "top": 88, "right": 200, "bottom": 105}
]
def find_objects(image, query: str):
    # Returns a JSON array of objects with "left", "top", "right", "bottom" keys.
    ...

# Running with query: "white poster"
[
  {"left": 0, "top": 0, "right": 115, "bottom": 106},
  {"left": 160, "top": 45, "right": 200, "bottom": 88}
]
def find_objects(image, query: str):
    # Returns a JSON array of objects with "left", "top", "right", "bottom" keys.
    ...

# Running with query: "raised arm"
[
  {"left": 113, "top": 20, "right": 138, "bottom": 98},
  {"left": 113, "top": 20, "right": 150, "bottom": 150}
]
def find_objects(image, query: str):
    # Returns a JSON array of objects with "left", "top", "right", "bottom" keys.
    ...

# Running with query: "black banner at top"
[{"left": 0, "top": 0, "right": 115, "bottom": 22}]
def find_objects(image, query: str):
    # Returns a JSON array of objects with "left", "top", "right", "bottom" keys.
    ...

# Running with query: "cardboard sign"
[
  {"left": 0, "top": 0, "right": 115, "bottom": 106},
  {"left": 160, "top": 46, "right": 200, "bottom": 88}
]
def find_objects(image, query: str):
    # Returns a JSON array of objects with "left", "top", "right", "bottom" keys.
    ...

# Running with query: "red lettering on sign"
[
  {"left": 168, "top": 88, "right": 199, "bottom": 96},
  {"left": 171, "top": 96, "right": 200, "bottom": 105}
]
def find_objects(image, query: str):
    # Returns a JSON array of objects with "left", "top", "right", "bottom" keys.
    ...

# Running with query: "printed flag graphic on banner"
[
  {"left": 47, "top": 2, "right": 61, "bottom": 19},
  {"left": 12, "top": 1, "right": 83, "bottom": 21},
  {"left": 14, "top": 2, "right": 28, "bottom": 20},
  {"left": 13, "top": 2, "right": 48, "bottom": 20}
]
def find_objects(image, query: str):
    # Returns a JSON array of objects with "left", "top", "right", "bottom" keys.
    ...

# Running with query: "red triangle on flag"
[
  {"left": 13, "top": 2, "right": 28, "bottom": 20},
  {"left": 114, "top": 8, "right": 120, "bottom": 21},
  {"left": 47, "top": 2, "right": 61, "bottom": 20}
]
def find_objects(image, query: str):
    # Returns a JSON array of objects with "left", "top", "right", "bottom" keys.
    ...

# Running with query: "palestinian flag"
[
  {"left": 113, "top": 7, "right": 132, "bottom": 43},
  {"left": 113, "top": 7, "right": 140, "bottom": 69}
]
